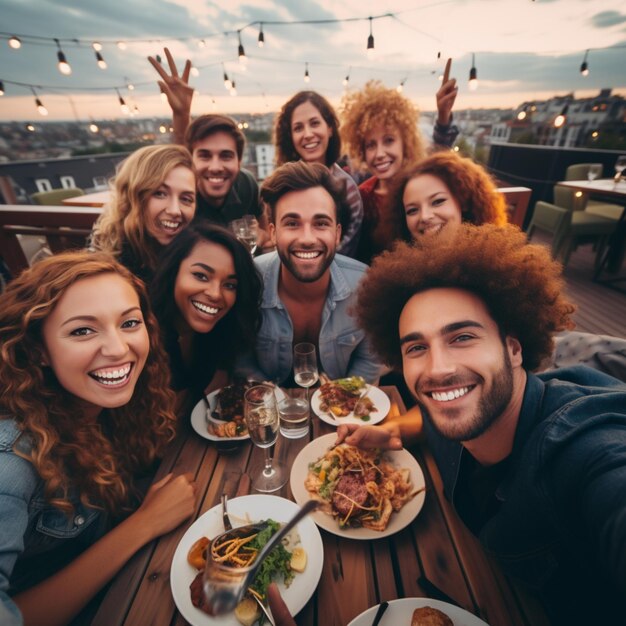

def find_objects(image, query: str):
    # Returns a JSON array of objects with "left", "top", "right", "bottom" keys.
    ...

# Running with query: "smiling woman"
[
  {"left": 0, "top": 251, "right": 196, "bottom": 626},
  {"left": 150, "top": 222, "right": 262, "bottom": 407},
  {"left": 90, "top": 144, "right": 196, "bottom": 283}
]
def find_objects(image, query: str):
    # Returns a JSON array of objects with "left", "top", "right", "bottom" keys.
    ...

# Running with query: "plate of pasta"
[
  {"left": 290, "top": 434, "right": 426, "bottom": 539},
  {"left": 170, "top": 494, "right": 324, "bottom": 626}
]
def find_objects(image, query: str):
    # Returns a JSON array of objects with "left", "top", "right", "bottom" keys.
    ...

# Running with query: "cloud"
[{"left": 591, "top": 10, "right": 626, "bottom": 28}]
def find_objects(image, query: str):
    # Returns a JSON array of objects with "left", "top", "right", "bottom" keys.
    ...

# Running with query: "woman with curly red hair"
[
  {"left": 0, "top": 252, "right": 195, "bottom": 626},
  {"left": 398, "top": 151, "right": 508, "bottom": 241}
]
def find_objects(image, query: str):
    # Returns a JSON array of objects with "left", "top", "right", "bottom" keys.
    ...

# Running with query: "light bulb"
[
  {"left": 36, "top": 99, "right": 48, "bottom": 116},
  {"left": 117, "top": 41, "right": 127, "bottom": 50},
  {"left": 198, "top": 39, "right": 206, "bottom": 48},
  {"left": 89, "top": 123, "right": 99, "bottom": 133},
  {"left": 159, "top": 125, "right": 167, "bottom": 133},
  {"left": 57, "top": 50, "right": 72, "bottom": 76},
  {"left": 258, "top": 28, "right": 265, "bottom": 48},
  {"left": 0, "top": 81, "right": 4, "bottom": 96},
  {"left": 92, "top": 42, "right": 102, "bottom": 52},
  {"left": 96, "top": 51, "right": 107, "bottom": 70},
  {"left": 26, "top": 123, "right": 35, "bottom": 131},
  {"left": 554, "top": 114, "right": 565, "bottom": 128},
  {"left": 230, "top": 82, "right": 237, "bottom": 96},
  {"left": 9, "top": 36, "right": 21, "bottom": 50},
  {"left": 127, "top": 82, "right": 135, "bottom": 91},
  {"left": 190, "top": 66, "right": 199, "bottom": 77},
  {"left": 517, "top": 110, "right": 527, "bottom": 120}
]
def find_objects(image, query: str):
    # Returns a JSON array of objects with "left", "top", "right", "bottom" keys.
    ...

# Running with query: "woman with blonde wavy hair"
[
  {"left": 0, "top": 251, "right": 195, "bottom": 626},
  {"left": 90, "top": 144, "right": 196, "bottom": 282}
]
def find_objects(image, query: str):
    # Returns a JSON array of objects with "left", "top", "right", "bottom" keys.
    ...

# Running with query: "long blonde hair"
[
  {"left": 90, "top": 144, "right": 194, "bottom": 273},
  {"left": 0, "top": 251, "right": 177, "bottom": 515}
]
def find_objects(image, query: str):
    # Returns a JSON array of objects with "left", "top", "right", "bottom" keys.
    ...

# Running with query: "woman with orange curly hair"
[
  {"left": 398, "top": 151, "right": 508, "bottom": 240},
  {"left": 340, "top": 75, "right": 458, "bottom": 264},
  {"left": 0, "top": 252, "right": 195, "bottom": 626},
  {"left": 90, "top": 144, "right": 196, "bottom": 283}
]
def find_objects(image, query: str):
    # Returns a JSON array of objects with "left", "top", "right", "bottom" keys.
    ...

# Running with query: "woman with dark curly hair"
[
  {"left": 150, "top": 222, "right": 262, "bottom": 408},
  {"left": 90, "top": 144, "right": 196, "bottom": 283},
  {"left": 398, "top": 151, "right": 508, "bottom": 240},
  {"left": 340, "top": 75, "right": 458, "bottom": 265},
  {"left": 0, "top": 251, "right": 195, "bottom": 626},
  {"left": 273, "top": 90, "right": 363, "bottom": 257}
]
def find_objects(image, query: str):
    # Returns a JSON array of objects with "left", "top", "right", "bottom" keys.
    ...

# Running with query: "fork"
[
  {"left": 252, "top": 594, "right": 276, "bottom": 626},
  {"left": 221, "top": 493, "right": 233, "bottom": 531}
]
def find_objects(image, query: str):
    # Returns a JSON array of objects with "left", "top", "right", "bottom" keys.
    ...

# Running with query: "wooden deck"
[{"left": 531, "top": 233, "right": 626, "bottom": 338}]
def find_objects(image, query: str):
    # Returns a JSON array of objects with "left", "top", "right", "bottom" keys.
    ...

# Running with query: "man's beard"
[
  {"left": 277, "top": 244, "right": 334, "bottom": 283},
  {"left": 415, "top": 348, "right": 514, "bottom": 443}
]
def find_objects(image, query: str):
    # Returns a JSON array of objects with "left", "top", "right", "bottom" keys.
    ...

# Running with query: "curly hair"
[
  {"left": 395, "top": 151, "right": 508, "bottom": 240},
  {"left": 90, "top": 144, "right": 194, "bottom": 275},
  {"left": 151, "top": 222, "right": 262, "bottom": 377},
  {"left": 356, "top": 224, "right": 575, "bottom": 371},
  {"left": 0, "top": 251, "right": 177, "bottom": 516},
  {"left": 274, "top": 91, "right": 341, "bottom": 167},
  {"left": 340, "top": 80, "right": 426, "bottom": 171}
]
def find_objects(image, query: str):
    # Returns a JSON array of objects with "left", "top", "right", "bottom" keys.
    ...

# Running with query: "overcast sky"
[{"left": 1, "top": 0, "right": 625, "bottom": 121}]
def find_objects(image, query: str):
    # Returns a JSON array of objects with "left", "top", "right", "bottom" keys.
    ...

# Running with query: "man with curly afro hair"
[{"left": 337, "top": 224, "right": 626, "bottom": 626}]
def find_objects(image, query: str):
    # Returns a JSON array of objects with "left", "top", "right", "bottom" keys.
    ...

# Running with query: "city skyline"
[{"left": 1, "top": 0, "right": 625, "bottom": 121}]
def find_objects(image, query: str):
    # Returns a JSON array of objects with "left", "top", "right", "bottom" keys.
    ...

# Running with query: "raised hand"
[
  {"left": 335, "top": 423, "right": 403, "bottom": 450},
  {"left": 148, "top": 47, "right": 194, "bottom": 117},
  {"left": 436, "top": 58, "right": 458, "bottom": 127}
]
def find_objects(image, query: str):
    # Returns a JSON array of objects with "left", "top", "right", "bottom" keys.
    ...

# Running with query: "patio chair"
[
  {"left": 566, "top": 163, "right": 623, "bottom": 220},
  {"left": 526, "top": 185, "right": 618, "bottom": 268},
  {"left": 30, "top": 187, "right": 84, "bottom": 206}
]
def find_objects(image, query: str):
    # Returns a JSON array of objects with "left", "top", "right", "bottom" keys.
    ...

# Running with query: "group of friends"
[{"left": 0, "top": 49, "right": 624, "bottom": 626}]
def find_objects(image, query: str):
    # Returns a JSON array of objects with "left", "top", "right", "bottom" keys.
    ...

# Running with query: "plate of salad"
[
  {"left": 170, "top": 494, "right": 324, "bottom": 626},
  {"left": 311, "top": 376, "right": 390, "bottom": 427}
]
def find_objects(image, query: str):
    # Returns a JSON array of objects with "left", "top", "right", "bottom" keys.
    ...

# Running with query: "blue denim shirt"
[
  {"left": 424, "top": 366, "right": 626, "bottom": 625},
  {"left": 236, "top": 252, "right": 382, "bottom": 384},
  {"left": 0, "top": 418, "right": 103, "bottom": 625}
]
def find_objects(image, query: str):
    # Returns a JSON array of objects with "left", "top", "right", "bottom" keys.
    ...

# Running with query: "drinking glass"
[
  {"left": 293, "top": 342, "right": 319, "bottom": 390},
  {"left": 243, "top": 384, "right": 286, "bottom": 492},
  {"left": 230, "top": 215, "right": 258, "bottom": 254},
  {"left": 614, "top": 156, "right": 626, "bottom": 184},
  {"left": 587, "top": 166, "right": 599, "bottom": 182},
  {"left": 278, "top": 387, "right": 310, "bottom": 439}
]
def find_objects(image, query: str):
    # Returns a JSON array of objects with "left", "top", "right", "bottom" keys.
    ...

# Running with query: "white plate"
[
  {"left": 290, "top": 433, "right": 426, "bottom": 539},
  {"left": 311, "top": 384, "right": 390, "bottom": 427},
  {"left": 170, "top": 494, "right": 324, "bottom": 626},
  {"left": 347, "top": 598, "right": 490, "bottom": 626},
  {"left": 190, "top": 388, "right": 286, "bottom": 442}
]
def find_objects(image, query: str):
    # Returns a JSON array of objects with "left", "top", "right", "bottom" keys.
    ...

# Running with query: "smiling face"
[
  {"left": 403, "top": 174, "right": 463, "bottom": 239},
  {"left": 191, "top": 131, "right": 241, "bottom": 206},
  {"left": 290, "top": 101, "right": 333, "bottom": 165},
  {"left": 41, "top": 273, "right": 149, "bottom": 416},
  {"left": 174, "top": 240, "right": 238, "bottom": 334},
  {"left": 270, "top": 186, "right": 341, "bottom": 284},
  {"left": 363, "top": 124, "right": 404, "bottom": 180},
  {"left": 399, "top": 287, "right": 523, "bottom": 442},
  {"left": 145, "top": 165, "right": 196, "bottom": 245}
]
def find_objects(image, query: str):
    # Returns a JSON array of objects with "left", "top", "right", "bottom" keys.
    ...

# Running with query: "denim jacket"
[
  {"left": 424, "top": 366, "right": 626, "bottom": 625},
  {"left": 0, "top": 418, "right": 103, "bottom": 625},
  {"left": 236, "top": 252, "right": 382, "bottom": 384}
]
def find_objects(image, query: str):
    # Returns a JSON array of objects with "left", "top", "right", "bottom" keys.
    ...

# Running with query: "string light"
[
  {"left": 230, "top": 80, "right": 237, "bottom": 96},
  {"left": 0, "top": 81, "right": 4, "bottom": 96},
  {"left": 223, "top": 65, "right": 232, "bottom": 90},
  {"left": 26, "top": 123, "right": 35, "bottom": 132},
  {"left": 31, "top": 88, "right": 48, "bottom": 116},
  {"left": 89, "top": 121, "right": 99, "bottom": 133},
  {"left": 238, "top": 31, "right": 247, "bottom": 64},
  {"left": 517, "top": 105, "right": 528, "bottom": 120},
  {"left": 468, "top": 53, "right": 478, "bottom": 91},
  {"left": 55, "top": 39, "right": 72, "bottom": 76},
  {"left": 116, "top": 88, "right": 129, "bottom": 114},
  {"left": 190, "top": 66, "right": 200, "bottom": 77},
  {"left": 258, "top": 24, "right": 265, "bottom": 47},
  {"left": 95, "top": 51, "right": 107, "bottom": 70},
  {"left": 126, "top": 77, "right": 135, "bottom": 91},
  {"left": 198, "top": 39, "right": 206, "bottom": 48},
  {"left": 8, "top": 36, "right": 21, "bottom": 49},
  {"left": 304, "top": 62, "right": 310, "bottom": 83},
  {"left": 92, "top": 42, "right": 102, "bottom": 52},
  {"left": 159, "top": 124, "right": 167, "bottom": 133},
  {"left": 580, "top": 50, "right": 589, "bottom": 76},
  {"left": 554, "top": 104, "right": 568, "bottom": 128},
  {"left": 396, "top": 79, "right": 406, "bottom": 93},
  {"left": 117, "top": 41, "right": 127, "bottom": 50},
  {"left": 366, "top": 17, "right": 375, "bottom": 59}
]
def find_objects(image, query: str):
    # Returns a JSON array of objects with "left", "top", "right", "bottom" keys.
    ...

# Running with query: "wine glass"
[
  {"left": 614, "top": 155, "right": 626, "bottom": 184},
  {"left": 243, "top": 384, "right": 286, "bottom": 493},
  {"left": 587, "top": 166, "right": 600, "bottom": 182},
  {"left": 293, "top": 342, "right": 319, "bottom": 390},
  {"left": 230, "top": 215, "right": 258, "bottom": 254}
]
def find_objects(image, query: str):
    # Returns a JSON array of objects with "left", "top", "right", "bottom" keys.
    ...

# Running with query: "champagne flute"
[
  {"left": 293, "top": 342, "right": 319, "bottom": 390},
  {"left": 230, "top": 215, "right": 258, "bottom": 255},
  {"left": 243, "top": 384, "right": 286, "bottom": 493}
]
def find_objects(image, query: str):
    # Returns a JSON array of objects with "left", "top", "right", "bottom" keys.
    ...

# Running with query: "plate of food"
[
  {"left": 347, "top": 598, "right": 490, "bottom": 626},
  {"left": 290, "top": 433, "right": 426, "bottom": 539},
  {"left": 190, "top": 382, "right": 285, "bottom": 442},
  {"left": 170, "top": 494, "right": 324, "bottom": 626},
  {"left": 310, "top": 376, "right": 390, "bottom": 427}
]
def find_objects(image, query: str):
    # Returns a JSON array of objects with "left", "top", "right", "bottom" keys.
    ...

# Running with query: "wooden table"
[
  {"left": 557, "top": 179, "right": 626, "bottom": 289},
  {"left": 61, "top": 190, "right": 111, "bottom": 207},
  {"left": 90, "top": 387, "right": 549, "bottom": 626}
]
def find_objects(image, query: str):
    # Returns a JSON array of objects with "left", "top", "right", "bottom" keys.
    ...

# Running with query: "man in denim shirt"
[
  {"left": 237, "top": 161, "right": 381, "bottom": 385},
  {"left": 339, "top": 225, "right": 626, "bottom": 625}
]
